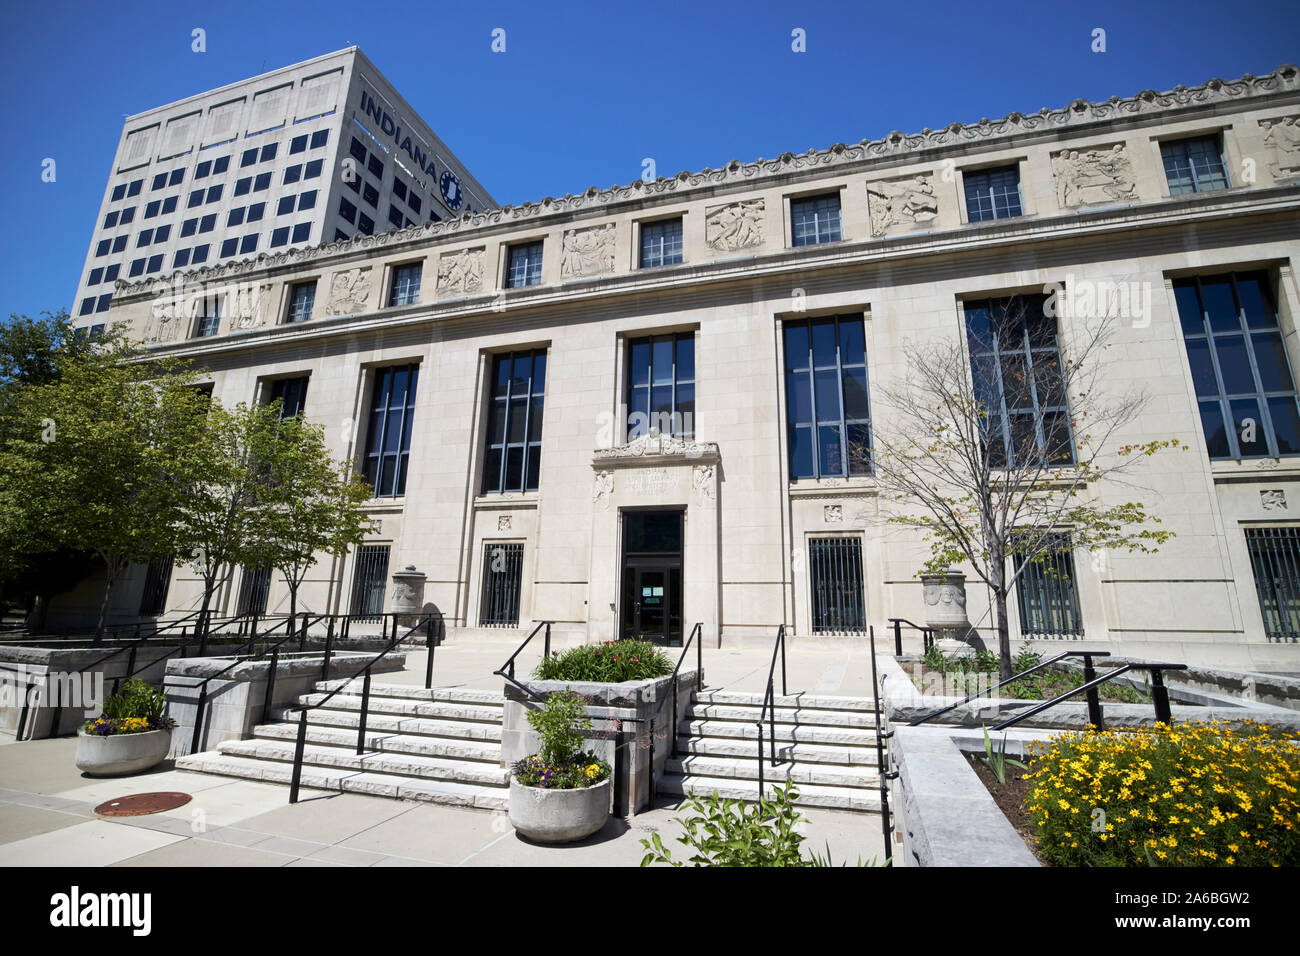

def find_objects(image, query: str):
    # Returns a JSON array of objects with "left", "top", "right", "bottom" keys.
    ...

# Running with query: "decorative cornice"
[
  {"left": 592, "top": 432, "right": 721, "bottom": 467},
  {"left": 114, "top": 65, "right": 1298, "bottom": 300}
]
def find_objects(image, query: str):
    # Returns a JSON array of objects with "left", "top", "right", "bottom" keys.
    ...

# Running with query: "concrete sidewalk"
[{"left": 0, "top": 737, "right": 885, "bottom": 867}]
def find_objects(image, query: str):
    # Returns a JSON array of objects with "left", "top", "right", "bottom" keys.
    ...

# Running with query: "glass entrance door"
[{"left": 620, "top": 510, "right": 683, "bottom": 645}]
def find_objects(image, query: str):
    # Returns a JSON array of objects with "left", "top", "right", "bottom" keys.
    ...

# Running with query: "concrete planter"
[
  {"left": 509, "top": 776, "right": 611, "bottom": 843},
  {"left": 75, "top": 728, "right": 171, "bottom": 776}
]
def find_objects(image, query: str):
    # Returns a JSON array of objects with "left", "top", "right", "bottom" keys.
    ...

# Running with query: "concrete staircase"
[
  {"left": 175, "top": 679, "right": 511, "bottom": 810},
  {"left": 658, "top": 689, "right": 881, "bottom": 811}
]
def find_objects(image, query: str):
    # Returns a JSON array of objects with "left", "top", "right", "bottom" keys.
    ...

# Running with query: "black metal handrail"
[
  {"left": 991, "top": 662, "right": 1187, "bottom": 731},
  {"left": 754, "top": 623, "right": 789, "bottom": 794},
  {"left": 908, "top": 651, "right": 1112, "bottom": 727},
  {"left": 178, "top": 613, "right": 327, "bottom": 755},
  {"left": 493, "top": 620, "right": 554, "bottom": 699},
  {"left": 887, "top": 617, "right": 936, "bottom": 654},
  {"left": 287, "top": 614, "right": 431, "bottom": 803},
  {"left": 669, "top": 622, "right": 704, "bottom": 758},
  {"left": 868, "top": 625, "right": 897, "bottom": 864}
]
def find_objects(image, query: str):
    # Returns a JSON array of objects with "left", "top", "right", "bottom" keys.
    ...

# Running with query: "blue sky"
[{"left": 2, "top": 0, "right": 1297, "bottom": 319}]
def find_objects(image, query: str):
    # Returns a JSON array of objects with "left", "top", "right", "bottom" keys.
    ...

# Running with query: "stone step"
[
  {"left": 292, "top": 693, "right": 504, "bottom": 724},
  {"left": 680, "top": 718, "right": 878, "bottom": 748},
  {"left": 656, "top": 773, "right": 878, "bottom": 812},
  {"left": 174, "top": 753, "right": 509, "bottom": 810},
  {"left": 313, "top": 680, "right": 505, "bottom": 706},
  {"left": 665, "top": 755, "right": 877, "bottom": 788},
  {"left": 268, "top": 707, "right": 503, "bottom": 742},
  {"left": 217, "top": 738, "right": 511, "bottom": 787},
  {"left": 693, "top": 690, "right": 878, "bottom": 713},
  {"left": 683, "top": 702, "right": 878, "bottom": 728},
  {"left": 253, "top": 722, "right": 502, "bottom": 764},
  {"left": 673, "top": 735, "right": 881, "bottom": 766}
]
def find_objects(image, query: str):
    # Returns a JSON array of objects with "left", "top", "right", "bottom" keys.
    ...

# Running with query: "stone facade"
[{"left": 69, "top": 64, "right": 1300, "bottom": 672}]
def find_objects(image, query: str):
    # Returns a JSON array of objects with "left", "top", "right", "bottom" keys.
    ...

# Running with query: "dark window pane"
[
  {"left": 790, "top": 426, "right": 815, "bottom": 478},
  {"left": 1216, "top": 335, "right": 1255, "bottom": 394},
  {"left": 1186, "top": 339, "right": 1218, "bottom": 397},
  {"left": 843, "top": 367, "right": 870, "bottom": 420},
  {"left": 811, "top": 320, "right": 837, "bottom": 367},
  {"left": 786, "top": 372, "right": 811, "bottom": 424},
  {"left": 1269, "top": 397, "right": 1300, "bottom": 455},
  {"left": 839, "top": 320, "right": 865, "bottom": 366},
  {"left": 1238, "top": 274, "right": 1275, "bottom": 329},
  {"left": 814, "top": 368, "right": 841, "bottom": 421},
  {"left": 1230, "top": 397, "right": 1267, "bottom": 456},
  {"left": 784, "top": 323, "right": 809, "bottom": 371},
  {"left": 1201, "top": 279, "right": 1240, "bottom": 334},
  {"left": 1253, "top": 333, "right": 1295, "bottom": 393},
  {"left": 818, "top": 424, "right": 843, "bottom": 475},
  {"left": 505, "top": 446, "right": 524, "bottom": 490}
]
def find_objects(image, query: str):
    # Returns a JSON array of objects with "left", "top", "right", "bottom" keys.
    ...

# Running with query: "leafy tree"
[
  {"left": 865, "top": 295, "right": 1182, "bottom": 679},
  {"left": 242, "top": 404, "right": 373, "bottom": 624},
  {"left": 0, "top": 332, "right": 207, "bottom": 639}
]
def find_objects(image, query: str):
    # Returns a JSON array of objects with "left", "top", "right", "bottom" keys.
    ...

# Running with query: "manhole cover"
[{"left": 94, "top": 792, "right": 193, "bottom": 817}]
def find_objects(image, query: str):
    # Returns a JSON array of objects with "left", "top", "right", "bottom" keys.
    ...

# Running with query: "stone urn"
[
  {"left": 509, "top": 776, "right": 611, "bottom": 844},
  {"left": 390, "top": 565, "right": 427, "bottom": 629},
  {"left": 921, "top": 571, "right": 986, "bottom": 651},
  {"left": 75, "top": 729, "right": 171, "bottom": 777}
]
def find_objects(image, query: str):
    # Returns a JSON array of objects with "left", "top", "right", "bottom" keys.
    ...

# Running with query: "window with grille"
[
  {"left": 237, "top": 566, "right": 272, "bottom": 616},
  {"left": 1245, "top": 527, "right": 1300, "bottom": 642},
  {"left": 361, "top": 365, "right": 419, "bottom": 497},
  {"left": 808, "top": 537, "right": 866, "bottom": 633},
  {"left": 784, "top": 315, "right": 870, "bottom": 478},
  {"left": 507, "top": 241, "right": 543, "bottom": 288},
  {"left": 349, "top": 545, "right": 390, "bottom": 620},
  {"left": 483, "top": 349, "right": 546, "bottom": 494},
  {"left": 1014, "top": 534, "right": 1083, "bottom": 637},
  {"left": 1173, "top": 271, "right": 1300, "bottom": 460},
  {"left": 791, "top": 194, "right": 842, "bottom": 246},
  {"left": 626, "top": 333, "right": 694, "bottom": 440},
  {"left": 1161, "top": 135, "right": 1229, "bottom": 195},
  {"left": 964, "top": 166, "right": 1023, "bottom": 222},
  {"left": 639, "top": 219, "right": 683, "bottom": 268},
  {"left": 287, "top": 281, "right": 316, "bottom": 323},
  {"left": 267, "top": 376, "right": 308, "bottom": 420},
  {"left": 480, "top": 542, "right": 524, "bottom": 627},
  {"left": 966, "top": 295, "right": 1074, "bottom": 468},
  {"left": 138, "top": 556, "right": 173, "bottom": 616}
]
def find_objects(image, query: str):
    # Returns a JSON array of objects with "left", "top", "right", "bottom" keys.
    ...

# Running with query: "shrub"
[
  {"left": 512, "top": 689, "right": 610, "bottom": 790},
  {"left": 640, "top": 781, "right": 810, "bottom": 867},
  {"left": 82, "top": 678, "right": 175, "bottom": 735},
  {"left": 1025, "top": 719, "right": 1300, "bottom": 866},
  {"left": 533, "top": 639, "right": 671, "bottom": 683}
]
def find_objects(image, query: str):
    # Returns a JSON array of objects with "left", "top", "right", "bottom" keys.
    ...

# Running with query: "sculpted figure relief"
[
  {"left": 1261, "top": 116, "right": 1300, "bottom": 179},
  {"left": 436, "top": 247, "right": 485, "bottom": 297},
  {"left": 231, "top": 281, "right": 274, "bottom": 331},
  {"left": 867, "top": 174, "right": 938, "bottom": 235},
  {"left": 561, "top": 223, "right": 616, "bottom": 278},
  {"left": 705, "top": 199, "right": 765, "bottom": 251},
  {"left": 146, "top": 294, "right": 182, "bottom": 344},
  {"left": 327, "top": 267, "right": 372, "bottom": 315},
  {"left": 1051, "top": 144, "right": 1137, "bottom": 207}
]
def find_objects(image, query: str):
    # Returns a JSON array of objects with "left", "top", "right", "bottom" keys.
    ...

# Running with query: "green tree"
[
  {"left": 243, "top": 405, "right": 374, "bottom": 624},
  {"left": 0, "top": 332, "right": 207, "bottom": 639},
  {"left": 865, "top": 298, "right": 1181, "bottom": 679}
]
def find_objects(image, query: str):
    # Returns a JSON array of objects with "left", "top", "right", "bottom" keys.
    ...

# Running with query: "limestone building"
[
  {"left": 70, "top": 47, "right": 495, "bottom": 332},
  {"left": 75, "top": 61, "right": 1300, "bottom": 672}
]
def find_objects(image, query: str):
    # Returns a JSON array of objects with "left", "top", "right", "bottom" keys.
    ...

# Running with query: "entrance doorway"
[{"left": 620, "top": 510, "right": 683, "bottom": 645}]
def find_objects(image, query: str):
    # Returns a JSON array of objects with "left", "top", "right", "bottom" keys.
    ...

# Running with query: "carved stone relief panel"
[
  {"left": 1050, "top": 144, "right": 1138, "bottom": 207},
  {"left": 437, "top": 247, "right": 486, "bottom": 297},
  {"left": 327, "top": 266, "right": 372, "bottom": 315},
  {"left": 705, "top": 199, "right": 765, "bottom": 252},
  {"left": 867, "top": 174, "right": 938, "bottom": 236},
  {"left": 561, "top": 223, "right": 616, "bottom": 279}
]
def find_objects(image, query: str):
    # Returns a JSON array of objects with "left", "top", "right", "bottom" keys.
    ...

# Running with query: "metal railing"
[
  {"left": 908, "top": 650, "right": 1112, "bottom": 727},
  {"left": 868, "top": 625, "right": 896, "bottom": 865},
  {"left": 754, "top": 623, "right": 789, "bottom": 794},
  {"left": 990, "top": 661, "right": 1187, "bottom": 731},
  {"left": 493, "top": 620, "right": 554, "bottom": 697},
  {"left": 287, "top": 614, "right": 432, "bottom": 803},
  {"left": 669, "top": 622, "right": 703, "bottom": 758},
  {"left": 887, "top": 617, "right": 936, "bottom": 655}
]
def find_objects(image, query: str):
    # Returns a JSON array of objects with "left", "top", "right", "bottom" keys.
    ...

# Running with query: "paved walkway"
[{"left": 0, "top": 633, "right": 888, "bottom": 866}]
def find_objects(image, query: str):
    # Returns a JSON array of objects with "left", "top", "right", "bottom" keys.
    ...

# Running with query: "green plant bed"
[
  {"left": 911, "top": 646, "right": 1150, "bottom": 704},
  {"left": 533, "top": 639, "right": 672, "bottom": 683}
]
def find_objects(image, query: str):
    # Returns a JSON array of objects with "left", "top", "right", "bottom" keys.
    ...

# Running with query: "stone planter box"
[
  {"left": 75, "top": 728, "right": 172, "bottom": 776},
  {"left": 501, "top": 668, "right": 700, "bottom": 815},
  {"left": 509, "top": 777, "right": 611, "bottom": 843}
]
